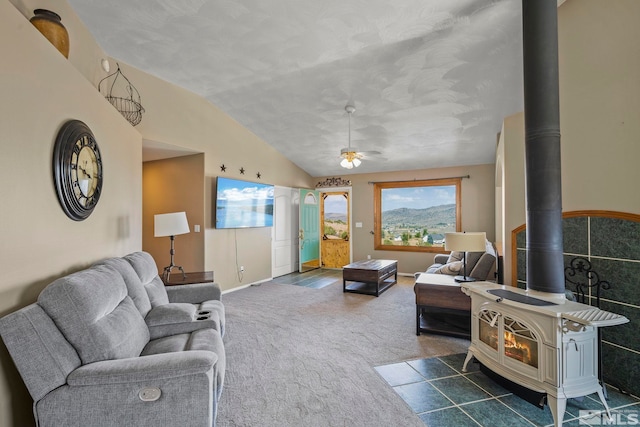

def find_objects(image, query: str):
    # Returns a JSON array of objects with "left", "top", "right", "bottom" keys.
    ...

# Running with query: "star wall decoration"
[
  {"left": 240, "top": 167, "right": 245, "bottom": 175},
  {"left": 256, "top": 172, "right": 261, "bottom": 179},
  {"left": 220, "top": 164, "right": 227, "bottom": 172}
]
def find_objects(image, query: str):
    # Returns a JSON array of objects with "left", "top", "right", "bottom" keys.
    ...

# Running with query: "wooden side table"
[{"left": 162, "top": 271, "right": 214, "bottom": 286}]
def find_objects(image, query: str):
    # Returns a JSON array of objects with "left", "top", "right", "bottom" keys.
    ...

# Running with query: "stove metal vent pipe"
[{"left": 522, "top": 0, "right": 565, "bottom": 296}]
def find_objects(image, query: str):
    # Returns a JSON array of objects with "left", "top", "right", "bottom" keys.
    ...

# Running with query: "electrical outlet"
[{"left": 239, "top": 266, "right": 244, "bottom": 272}]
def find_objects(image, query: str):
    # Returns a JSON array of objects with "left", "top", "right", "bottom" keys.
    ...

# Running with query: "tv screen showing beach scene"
[{"left": 215, "top": 177, "right": 274, "bottom": 228}]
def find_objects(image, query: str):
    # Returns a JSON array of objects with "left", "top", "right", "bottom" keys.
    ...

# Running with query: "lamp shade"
[
  {"left": 154, "top": 212, "right": 190, "bottom": 237},
  {"left": 444, "top": 232, "right": 486, "bottom": 252}
]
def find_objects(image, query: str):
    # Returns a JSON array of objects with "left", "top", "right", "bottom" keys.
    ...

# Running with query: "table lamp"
[
  {"left": 444, "top": 231, "right": 487, "bottom": 282},
  {"left": 154, "top": 211, "right": 190, "bottom": 281}
]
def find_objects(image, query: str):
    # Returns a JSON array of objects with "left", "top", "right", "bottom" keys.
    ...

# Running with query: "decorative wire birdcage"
[{"left": 98, "top": 63, "right": 145, "bottom": 126}]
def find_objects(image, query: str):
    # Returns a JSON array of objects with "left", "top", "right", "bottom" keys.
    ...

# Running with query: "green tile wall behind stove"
[{"left": 514, "top": 213, "right": 640, "bottom": 397}]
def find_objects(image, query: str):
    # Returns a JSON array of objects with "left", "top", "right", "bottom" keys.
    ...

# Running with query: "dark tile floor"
[{"left": 375, "top": 353, "right": 640, "bottom": 427}]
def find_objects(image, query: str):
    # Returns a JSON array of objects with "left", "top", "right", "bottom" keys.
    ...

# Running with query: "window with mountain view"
[{"left": 373, "top": 178, "right": 461, "bottom": 252}]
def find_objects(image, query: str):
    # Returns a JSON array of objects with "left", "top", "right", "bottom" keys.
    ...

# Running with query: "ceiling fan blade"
[
  {"left": 342, "top": 147, "right": 381, "bottom": 155},
  {"left": 339, "top": 105, "right": 385, "bottom": 164},
  {"left": 359, "top": 152, "right": 386, "bottom": 162}
]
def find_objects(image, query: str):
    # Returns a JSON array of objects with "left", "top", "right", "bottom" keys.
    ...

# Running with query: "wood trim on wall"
[
  {"left": 510, "top": 210, "right": 640, "bottom": 286},
  {"left": 561, "top": 210, "right": 640, "bottom": 222},
  {"left": 510, "top": 223, "right": 527, "bottom": 286},
  {"left": 373, "top": 177, "right": 461, "bottom": 253}
]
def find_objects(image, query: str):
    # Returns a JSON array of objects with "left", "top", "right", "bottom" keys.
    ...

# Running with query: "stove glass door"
[
  {"left": 479, "top": 310, "right": 499, "bottom": 350},
  {"left": 503, "top": 316, "right": 538, "bottom": 368}
]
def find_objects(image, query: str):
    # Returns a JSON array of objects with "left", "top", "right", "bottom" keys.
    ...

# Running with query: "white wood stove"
[{"left": 460, "top": 282, "right": 628, "bottom": 427}]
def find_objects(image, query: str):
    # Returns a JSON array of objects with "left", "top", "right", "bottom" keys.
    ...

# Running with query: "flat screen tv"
[{"left": 215, "top": 177, "right": 274, "bottom": 228}]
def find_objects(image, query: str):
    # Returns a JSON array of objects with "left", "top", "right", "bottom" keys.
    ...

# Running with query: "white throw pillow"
[
  {"left": 435, "top": 261, "right": 463, "bottom": 275},
  {"left": 447, "top": 251, "right": 464, "bottom": 263}
]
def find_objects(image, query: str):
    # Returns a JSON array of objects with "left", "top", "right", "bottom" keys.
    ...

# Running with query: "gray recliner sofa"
[
  {"left": 0, "top": 251, "right": 225, "bottom": 427},
  {"left": 414, "top": 239, "right": 497, "bottom": 281}
]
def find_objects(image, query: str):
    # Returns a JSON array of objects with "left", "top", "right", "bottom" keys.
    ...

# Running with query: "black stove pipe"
[{"left": 522, "top": 0, "right": 565, "bottom": 295}]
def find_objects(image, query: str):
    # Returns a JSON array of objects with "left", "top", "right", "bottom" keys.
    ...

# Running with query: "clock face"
[{"left": 53, "top": 120, "right": 103, "bottom": 221}]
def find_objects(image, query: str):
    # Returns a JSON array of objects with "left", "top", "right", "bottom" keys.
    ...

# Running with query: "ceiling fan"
[{"left": 340, "top": 104, "right": 381, "bottom": 169}]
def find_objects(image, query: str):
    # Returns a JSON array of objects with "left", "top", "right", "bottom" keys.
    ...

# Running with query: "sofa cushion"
[
  {"left": 124, "top": 251, "right": 169, "bottom": 307},
  {"left": 425, "top": 263, "right": 443, "bottom": 274},
  {"left": 94, "top": 257, "right": 152, "bottom": 317},
  {"left": 38, "top": 264, "right": 149, "bottom": 364},
  {"left": 464, "top": 251, "right": 484, "bottom": 271},
  {"left": 145, "top": 303, "right": 197, "bottom": 326},
  {"left": 469, "top": 253, "right": 496, "bottom": 280}
]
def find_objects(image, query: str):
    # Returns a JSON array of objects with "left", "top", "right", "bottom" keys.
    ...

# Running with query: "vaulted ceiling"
[{"left": 68, "top": 0, "right": 525, "bottom": 176}]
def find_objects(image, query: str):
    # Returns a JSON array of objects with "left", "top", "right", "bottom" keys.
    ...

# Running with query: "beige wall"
[
  {"left": 14, "top": 0, "right": 316, "bottom": 292},
  {"left": 496, "top": 112, "right": 526, "bottom": 284},
  {"left": 499, "top": 0, "right": 640, "bottom": 285},
  {"left": 557, "top": 0, "right": 640, "bottom": 213},
  {"left": 317, "top": 163, "right": 496, "bottom": 275},
  {"left": 118, "top": 64, "right": 315, "bottom": 291},
  {"left": 0, "top": 0, "right": 312, "bottom": 424},
  {"left": 143, "top": 154, "right": 206, "bottom": 274},
  {"left": 0, "top": 2, "right": 143, "bottom": 425}
]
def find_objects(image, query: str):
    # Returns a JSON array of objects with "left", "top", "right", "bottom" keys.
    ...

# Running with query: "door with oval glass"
[
  {"left": 299, "top": 189, "right": 320, "bottom": 272},
  {"left": 321, "top": 191, "right": 351, "bottom": 268}
]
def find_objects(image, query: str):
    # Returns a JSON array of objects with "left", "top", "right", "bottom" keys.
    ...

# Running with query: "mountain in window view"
[
  {"left": 382, "top": 204, "right": 456, "bottom": 229},
  {"left": 324, "top": 212, "right": 347, "bottom": 222}
]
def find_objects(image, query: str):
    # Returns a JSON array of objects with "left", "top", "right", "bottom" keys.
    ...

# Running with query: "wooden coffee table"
[{"left": 343, "top": 259, "right": 397, "bottom": 296}]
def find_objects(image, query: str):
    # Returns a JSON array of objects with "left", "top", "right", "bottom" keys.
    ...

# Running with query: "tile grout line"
[
  {"left": 434, "top": 358, "right": 537, "bottom": 427},
  {"left": 400, "top": 359, "right": 488, "bottom": 425},
  {"left": 377, "top": 355, "right": 640, "bottom": 427}
]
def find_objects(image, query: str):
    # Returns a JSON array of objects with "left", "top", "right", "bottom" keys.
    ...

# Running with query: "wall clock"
[{"left": 53, "top": 120, "right": 103, "bottom": 221}]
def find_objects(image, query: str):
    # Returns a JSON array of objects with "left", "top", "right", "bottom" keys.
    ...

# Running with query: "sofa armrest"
[
  {"left": 166, "top": 282, "right": 222, "bottom": 303},
  {"left": 433, "top": 254, "right": 449, "bottom": 264},
  {"left": 145, "top": 303, "right": 221, "bottom": 339},
  {"left": 67, "top": 350, "right": 217, "bottom": 386}
]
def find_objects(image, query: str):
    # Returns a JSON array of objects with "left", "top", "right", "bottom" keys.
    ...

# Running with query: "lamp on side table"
[
  {"left": 444, "top": 232, "right": 486, "bottom": 283},
  {"left": 154, "top": 211, "right": 190, "bottom": 282}
]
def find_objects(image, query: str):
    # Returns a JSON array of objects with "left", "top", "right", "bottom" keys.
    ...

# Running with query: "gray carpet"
[{"left": 216, "top": 274, "right": 469, "bottom": 427}]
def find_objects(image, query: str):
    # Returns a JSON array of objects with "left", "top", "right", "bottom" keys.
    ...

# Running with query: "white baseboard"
[{"left": 222, "top": 277, "right": 273, "bottom": 294}]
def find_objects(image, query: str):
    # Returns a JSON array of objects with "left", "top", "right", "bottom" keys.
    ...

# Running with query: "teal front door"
[{"left": 299, "top": 189, "right": 320, "bottom": 272}]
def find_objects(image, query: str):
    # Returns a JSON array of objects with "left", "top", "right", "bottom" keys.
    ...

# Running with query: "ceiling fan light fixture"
[
  {"left": 339, "top": 104, "right": 363, "bottom": 169},
  {"left": 340, "top": 158, "right": 353, "bottom": 169}
]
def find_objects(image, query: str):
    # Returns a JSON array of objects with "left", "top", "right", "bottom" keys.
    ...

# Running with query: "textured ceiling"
[{"left": 68, "top": 0, "right": 524, "bottom": 176}]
